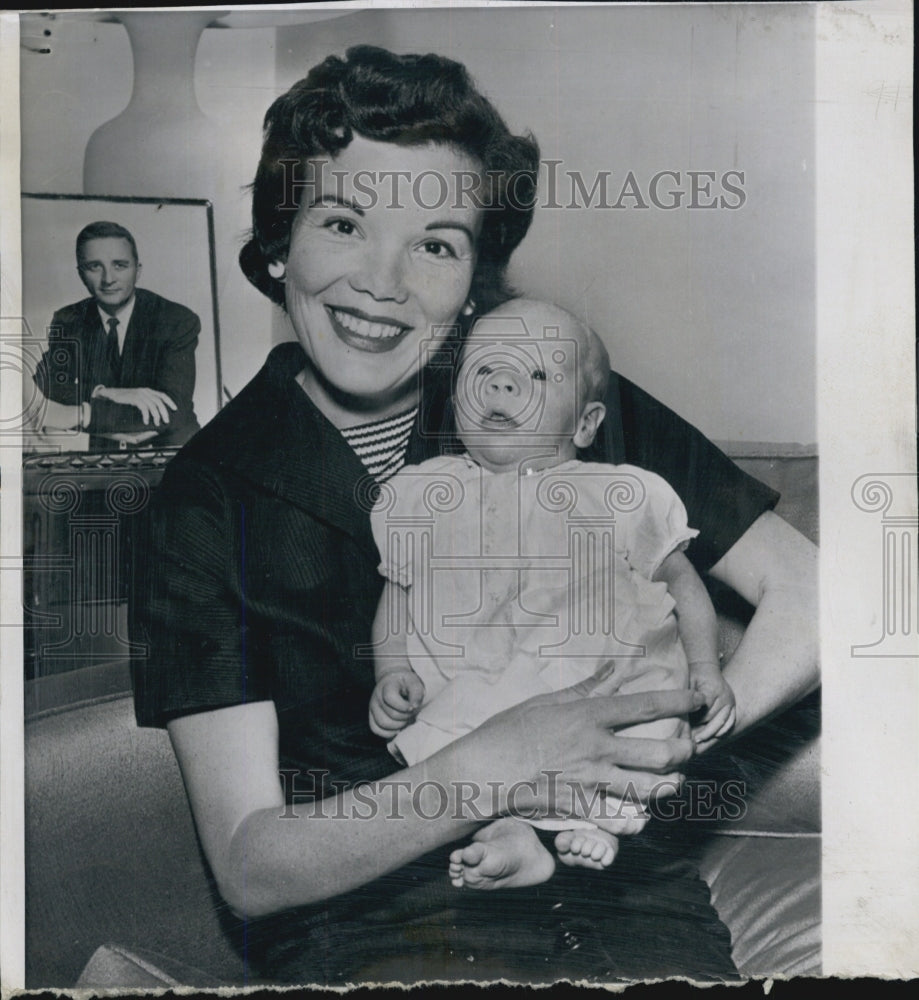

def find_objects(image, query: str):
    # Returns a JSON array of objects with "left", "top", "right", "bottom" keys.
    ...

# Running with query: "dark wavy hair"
[
  {"left": 239, "top": 46, "right": 540, "bottom": 318},
  {"left": 76, "top": 221, "right": 139, "bottom": 265}
]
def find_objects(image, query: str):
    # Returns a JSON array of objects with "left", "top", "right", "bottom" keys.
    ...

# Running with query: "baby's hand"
[
  {"left": 369, "top": 670, "right": 426, "bottom": 739},
  {"left": 689, "top": 662, "right": 736, "bottom": 753}
]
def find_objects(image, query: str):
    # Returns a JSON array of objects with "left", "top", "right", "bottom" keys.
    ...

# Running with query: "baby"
[{"left": 368, "top": 299, "right": 735, "bottom": 890}]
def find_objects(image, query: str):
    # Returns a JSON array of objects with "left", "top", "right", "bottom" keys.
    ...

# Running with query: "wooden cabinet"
[{"left": 22, "top": 450, "right": 176, "bottom": 680}]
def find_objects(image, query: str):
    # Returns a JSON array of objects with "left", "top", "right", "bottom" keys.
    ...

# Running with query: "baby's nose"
[{"left": 485, "top": 369, "right": 521, "bottom": 396}]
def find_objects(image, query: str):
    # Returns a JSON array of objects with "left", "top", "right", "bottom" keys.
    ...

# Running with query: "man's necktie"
[{"left": 106, "top": 317, "right": 120, "bottom": 378}]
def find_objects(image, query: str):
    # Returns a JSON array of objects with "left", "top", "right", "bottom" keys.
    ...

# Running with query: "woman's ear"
[{"left": 573, "top": 401, "right": 606, "bottom": 449}]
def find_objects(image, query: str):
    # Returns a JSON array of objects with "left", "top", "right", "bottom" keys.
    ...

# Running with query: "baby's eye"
[
  {"left": 477, "top": 365, "right": 493, "bottom": 377},
  {"left": 531, "top": 369, "right": 547, "bottom": 381}
]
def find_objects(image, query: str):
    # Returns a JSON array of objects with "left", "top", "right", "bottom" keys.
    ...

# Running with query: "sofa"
[{"left": 23, "top": 452, "right": 820, "bottom": 987}]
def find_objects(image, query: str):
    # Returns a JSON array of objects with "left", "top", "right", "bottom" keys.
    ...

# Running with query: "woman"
[{"left": 132, "top": 47, "right": 817, "bottom": 984}]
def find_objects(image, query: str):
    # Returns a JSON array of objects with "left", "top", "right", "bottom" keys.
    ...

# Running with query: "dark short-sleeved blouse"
[{"left": 130, "top": 341, "right": 774, "bottom": 983}]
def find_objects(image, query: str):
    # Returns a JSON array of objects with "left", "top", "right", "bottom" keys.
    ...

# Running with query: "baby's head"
[{"left": 453, "top": 298, "right": 609, "bottom": 474}]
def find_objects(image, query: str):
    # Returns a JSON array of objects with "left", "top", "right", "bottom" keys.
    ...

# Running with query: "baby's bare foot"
[
  {"left": 449, "top": 818, "right": 555, "bottom": 890},
  {"left": 555, "top": 828, "right": 619, "bottom": 870}
]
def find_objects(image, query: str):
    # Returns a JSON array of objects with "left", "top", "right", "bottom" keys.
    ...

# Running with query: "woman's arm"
[
  {"left": 168, "top": 687, "right": 701, "bottom": 920},
  {"left": 705, "top": 510, "right": 819, "bottom": 744}
]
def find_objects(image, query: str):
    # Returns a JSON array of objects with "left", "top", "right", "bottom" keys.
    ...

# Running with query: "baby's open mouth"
[{"left": 482, "top": 409, "right": 517, "bottom": 426}]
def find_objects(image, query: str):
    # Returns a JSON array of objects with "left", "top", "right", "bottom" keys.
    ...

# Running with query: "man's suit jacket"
[{"left": 35, "top": 287, "right": 201, "bottom": 447}]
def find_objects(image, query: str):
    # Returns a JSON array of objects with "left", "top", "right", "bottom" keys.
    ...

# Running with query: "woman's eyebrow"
[
  {"left": 424, "top": 221, "right": 475, "bottom": 242},
  {"left": 307, "top": 194, "right": 366, "bottom": 215}
]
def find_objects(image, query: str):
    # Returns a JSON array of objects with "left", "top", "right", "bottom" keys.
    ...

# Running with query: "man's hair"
[
  {"left": 240, "top": 45, "right": 540, "bottom": 319},
  {"left": 76, "top": 221, "right": 139, "bottom": 265}
]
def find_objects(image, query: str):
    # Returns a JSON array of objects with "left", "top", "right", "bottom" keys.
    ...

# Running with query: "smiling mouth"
[{"left": 327, "top": 306, "right": 411, "bottom": 351}]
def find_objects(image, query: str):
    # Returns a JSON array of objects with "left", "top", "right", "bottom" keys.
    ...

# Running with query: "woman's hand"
[
  {"left": 441, "top": 685, "right": 703, "bottom": 835},
  {"left": 369, "top": 670, "right": 425, "bottom": 737},
  {"left": 170, "top": 686, "right": 699, "bottom": 918}
]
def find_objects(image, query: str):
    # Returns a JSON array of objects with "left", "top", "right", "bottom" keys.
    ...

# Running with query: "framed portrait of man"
[{"left": 19, "top": 194, "right": 221, "bottom": 452}]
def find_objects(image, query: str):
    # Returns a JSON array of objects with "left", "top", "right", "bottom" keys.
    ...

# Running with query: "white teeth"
[{"left": 332, "top": 309, "right": 404, "bottom": 339}]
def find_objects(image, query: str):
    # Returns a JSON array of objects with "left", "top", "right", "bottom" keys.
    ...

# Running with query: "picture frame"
[{"left": 19, "top": 192, "right": 222, "bottom": 449}]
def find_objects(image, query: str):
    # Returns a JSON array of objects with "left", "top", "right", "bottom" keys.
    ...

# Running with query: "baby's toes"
[
  {"left": 587, "top": 838, "right": 609, "bottom": 862},
  {"left": 567, "top": 834, "right": 587, "bottom": 856},
  {"left": 554, "top": 830, "right": 575, "bottom": 854},
  {"left": 600, "top": 840, "right": 618, "bottom": 866},
  {"left": 460, "top": 842, "right": 487, "bottom": 868}
]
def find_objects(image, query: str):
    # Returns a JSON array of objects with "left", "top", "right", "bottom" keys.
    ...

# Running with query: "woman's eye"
[
  {"left": 477, "top": 366, "right": 493, "bottom": 376},
  {"left": 325, "top": 219, "right": 357, "bottom": 236},
  {"left": 421, "top": 240, "right": 456, "bottom": 258},
  {"left": 532, "top": 369, "right": 547, "bottom": 381}
]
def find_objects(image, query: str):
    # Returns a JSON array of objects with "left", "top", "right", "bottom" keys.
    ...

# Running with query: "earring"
[
  {"left": 461, "top": 298, "right": 476, "bottom": 317},
  {"left": 267, "top": 260, "right": 286, "bottom": 282}
]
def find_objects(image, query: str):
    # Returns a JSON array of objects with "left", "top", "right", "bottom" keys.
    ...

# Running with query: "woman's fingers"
[
  {"left": 519, "top": 768, "right": 685, "bottom": 829},
  {"left": 583, "top": 689, "right": 703, "bottom": 731},
  {"left": 602, "top": 733, "right": 694, "bottom": 773},
  {"left": 603, "top": 766, "right": 685, "bottom": 803}
]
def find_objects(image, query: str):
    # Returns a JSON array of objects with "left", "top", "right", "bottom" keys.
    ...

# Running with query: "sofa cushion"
[{"left": 697, "top": 834, "right": 821, "bottom": 977}]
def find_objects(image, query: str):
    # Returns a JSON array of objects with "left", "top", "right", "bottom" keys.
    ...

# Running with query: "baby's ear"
[{"left": 573, "top": 401, "right": 606, "bottom": 449}]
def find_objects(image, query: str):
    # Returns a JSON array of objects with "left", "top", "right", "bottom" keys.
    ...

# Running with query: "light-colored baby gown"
[{"left": 370, "top": 455, "right": 697, "bottom": 798}]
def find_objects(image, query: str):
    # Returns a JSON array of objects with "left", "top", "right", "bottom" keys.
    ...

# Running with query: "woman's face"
[{"left": 284, "top": 135, "right": 483, "bottom": 421}]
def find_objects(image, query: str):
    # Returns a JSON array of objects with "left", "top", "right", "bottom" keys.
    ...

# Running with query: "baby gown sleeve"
[
  {"left": 612, "top": 464, "right": 699, "bottom": 580},
  {"left": 370, "top": 474, "right": 417, "bottom": 589},
  {"left": 369, "top": 456, "right": 456, "bottom": 588}
]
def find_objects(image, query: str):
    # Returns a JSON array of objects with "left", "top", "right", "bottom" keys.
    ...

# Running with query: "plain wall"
[
  {"left": 19, "top": 5, "right": 815, "bottom": 446},
  {"left": 275, "top": 5, "right": 815, "bottom": 447}
]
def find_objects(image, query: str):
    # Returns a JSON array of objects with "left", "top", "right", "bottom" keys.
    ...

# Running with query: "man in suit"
[{"left": 34, "top": 221, "right": 201, "bottom": 449}]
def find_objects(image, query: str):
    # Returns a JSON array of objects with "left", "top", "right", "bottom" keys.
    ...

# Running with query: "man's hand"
[
  {"left": 102, "top": 430, "right": 160, "bottom": 446},
  {"left": 689, "top": 662, "right": 737, "bottom": 753},
  {"left": 94, "top": 386, "right": 177, "bottom": 426},
  {"left": 369, "top": 670, "right": 425, "bottom": 738}
]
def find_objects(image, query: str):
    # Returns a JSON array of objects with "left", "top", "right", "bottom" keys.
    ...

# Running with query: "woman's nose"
[{"left": 350, "top": 248, "right": 408, "bottom": 303}]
